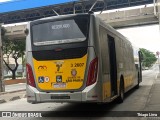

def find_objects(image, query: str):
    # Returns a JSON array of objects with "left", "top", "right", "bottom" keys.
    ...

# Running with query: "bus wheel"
[
  {"left": 31, "top": 102, "right": 37, "bottom": 104},
  {"left": 117, "top": 81, "right": 124, "bottom": 103},
  {"left": 135, "top": 73, "right": 139, "bottom": 89}
]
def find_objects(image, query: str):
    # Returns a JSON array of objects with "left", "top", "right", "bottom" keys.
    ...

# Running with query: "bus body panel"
[
  {"left": 27, "top": 82, "right": 99, "bottom": 103},
  {"left": 98, "top": 19, "right": 139, "bottom": 101},
  {"left": 32, "top": 54, "right": 87, "bottom": 91}
]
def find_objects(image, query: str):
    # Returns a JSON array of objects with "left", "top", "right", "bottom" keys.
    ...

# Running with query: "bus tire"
[
  {"left": 117, "top": 80, "right": 124, "bottom": 103},
  {"left": 135, "top": 73, "right": 139, "bottom": 89},
  {"left": 31, "top": 102, "right": 37, "bottom": 104}
]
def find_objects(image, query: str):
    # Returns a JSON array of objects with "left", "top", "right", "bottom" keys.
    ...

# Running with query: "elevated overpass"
[
  {"left": 0, "top": 0, "right": 153, "bottom": 24},
  {"left": 3, "top": 4, "right": 160, "bottom": 40},
  {"left": 99, "top": 5, "right": 158, "bottom": 28},
  {"left": 2, "top": 0, "right": 160, "bottom": 40}
]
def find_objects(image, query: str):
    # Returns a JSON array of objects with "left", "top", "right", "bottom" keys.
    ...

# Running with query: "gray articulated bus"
[{"left": 25, "top": 13, "right": 143, "bottom": 104}]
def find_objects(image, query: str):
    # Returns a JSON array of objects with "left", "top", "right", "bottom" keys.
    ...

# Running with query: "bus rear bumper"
[{"left": 26, "top": 83, "right": 99, "bottom": 103}]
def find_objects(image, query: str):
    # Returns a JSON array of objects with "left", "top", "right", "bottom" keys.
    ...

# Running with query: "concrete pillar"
[
  {"left": 155, "top": 0, "right": 160, "bottom": 72},
  {"left": 0, "top": 24, "right": 5, "bottom": 92}
]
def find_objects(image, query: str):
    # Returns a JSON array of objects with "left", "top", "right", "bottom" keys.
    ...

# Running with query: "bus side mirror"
[{"left": 139, "top": 51, "right": 144, "bottom": 61}]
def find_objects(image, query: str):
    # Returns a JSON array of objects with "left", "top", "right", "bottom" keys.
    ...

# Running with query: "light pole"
[
  {"left": 156, "top": 51, "right": 160, "bottom": 73},
  {"left": 0, "top": 24, "right": 5, "bottom": 92}
]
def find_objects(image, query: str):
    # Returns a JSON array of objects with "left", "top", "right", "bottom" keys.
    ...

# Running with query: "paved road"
[
  {"left": 0, "top": 65, "right": 159, "bottom": 120},
  {"left": 5, "top": 83, "right": 26, "bottom": 92}
]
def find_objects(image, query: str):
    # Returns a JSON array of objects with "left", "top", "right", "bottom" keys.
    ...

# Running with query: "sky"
[
  {"left": 0, "top": 0, "right": 11, "bottom": 2},
  {"left": 118, "top": 24, "right": 160, "bottom": 54},
  {"left": 1, "top": 0, "right": 160, "bottom": 54}
]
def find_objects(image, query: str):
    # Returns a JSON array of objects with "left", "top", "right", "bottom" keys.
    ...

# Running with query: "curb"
[
  {"left": 0, "top": 99, "right": 6, "bottom": 104},
  {"left": 22, "top": 94, "right": 27, "bottom": 98},
  {"left": 9, "top": 96, "right": 21, "bottom": 101},
  {"left": 0, "top": 90, "right": 26, "bottom": 104},
  {"left": 0, "top": 89, "right": 26, "bottom": 95},
  {"left": 157, "top": 73, "right": 160, "bottom": 79}
]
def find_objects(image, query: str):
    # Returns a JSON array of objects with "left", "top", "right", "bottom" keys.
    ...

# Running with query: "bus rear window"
[{"left": 32, "top": 17, "right": 89, "bottom": 46}]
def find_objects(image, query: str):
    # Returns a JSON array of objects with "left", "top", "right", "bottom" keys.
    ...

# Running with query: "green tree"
[
  {"left": 1, "top": 27, "right": 25, "bottom": 79},
  {"left": 140, "top": 48, "right": 157, "bottom": 68}
]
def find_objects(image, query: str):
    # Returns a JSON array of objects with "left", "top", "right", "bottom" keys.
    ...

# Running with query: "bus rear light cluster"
[
  {"left": 26, "top": 63, "right": 36, "bottom": 88},
  {"left": 87, "top": 57, "right": 98, "bottom": 86}
]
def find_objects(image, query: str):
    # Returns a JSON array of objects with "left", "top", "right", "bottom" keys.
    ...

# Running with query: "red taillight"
[
  {"left": 87, "top": 57, "right": 98, "bottom": 86},
  {"left": 26, "top": 63, "right": 36, "bottom": 88}
]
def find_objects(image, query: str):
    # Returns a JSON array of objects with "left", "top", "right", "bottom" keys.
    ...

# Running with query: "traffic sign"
[{"left": 156, "top": 51, "right": 159, "bottom": 56}]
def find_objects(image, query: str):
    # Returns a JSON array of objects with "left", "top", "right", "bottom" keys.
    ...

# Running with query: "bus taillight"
[
  {"left": 87, "top": 57, "right": 98, "bottom": 86},
  {"left": 26, "top": 63, "right": 36, "bottom": 88}
]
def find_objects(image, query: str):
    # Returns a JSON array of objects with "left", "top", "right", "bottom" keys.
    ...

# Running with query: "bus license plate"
[
  {"left": 51, "top": 96, "right": 70, "bottom": 99},
  {"left": 53, "top": 83, "right": 66, "bottom": 88}
]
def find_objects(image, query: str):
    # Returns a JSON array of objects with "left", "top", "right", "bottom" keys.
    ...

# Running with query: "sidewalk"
[
  {"left": 0, "top": 89, "right": 26, "bottom": 104},
  {"left": 0, "top": 80, "right": 26, "bottom": 103},
  {"left": 144, "top": 73, "right": 160, "bottom": 111}
]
